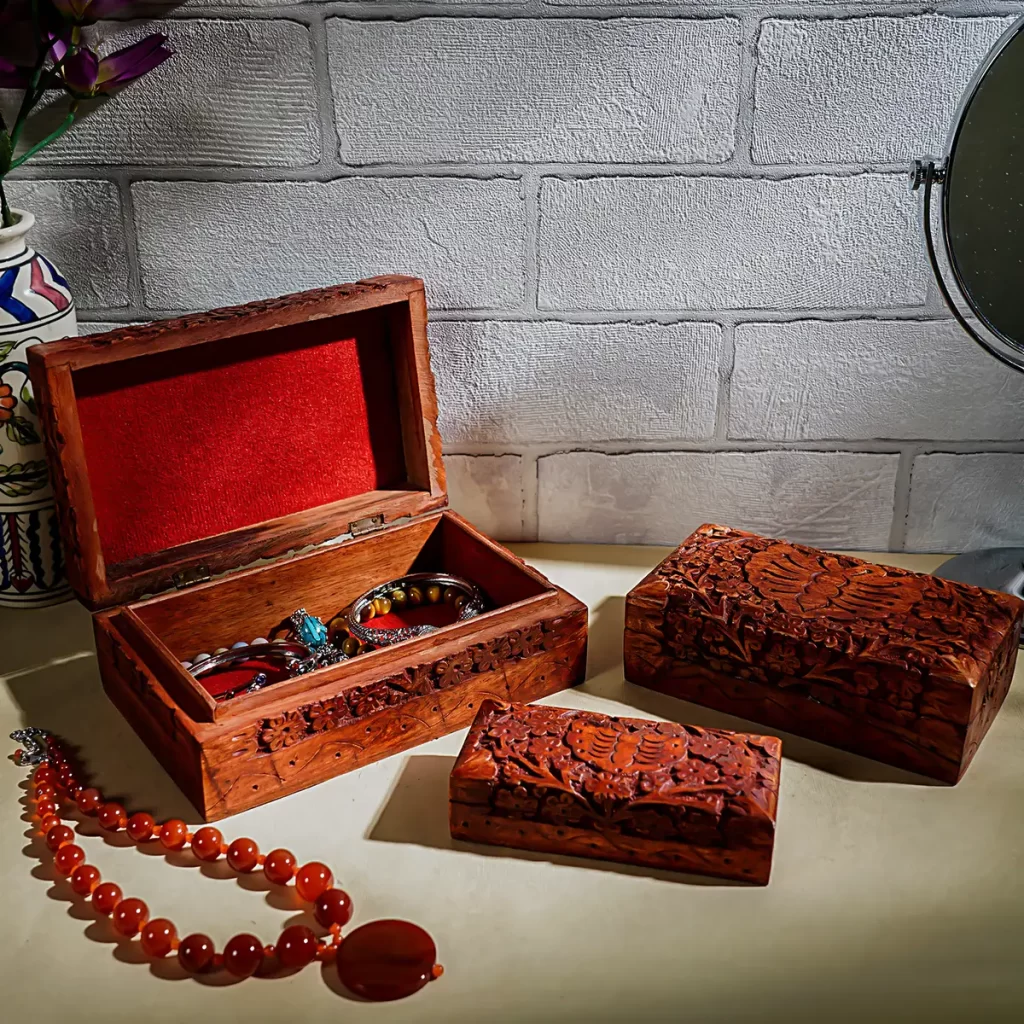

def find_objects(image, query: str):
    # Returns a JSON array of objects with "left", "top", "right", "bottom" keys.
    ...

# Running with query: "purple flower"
[
  {"left": 50, "top": 0, "right": 139, "bottom": 24},
  {"left": 57, "top": 34, "right": 171, "bottom": 97}
]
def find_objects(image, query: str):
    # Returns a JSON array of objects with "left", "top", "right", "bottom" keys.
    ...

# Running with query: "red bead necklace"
[{"left": 16, "top": 731, "right": 442, "bottom": 1001}]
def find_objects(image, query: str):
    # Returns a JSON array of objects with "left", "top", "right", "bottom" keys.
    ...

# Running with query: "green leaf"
[
  {"left": 20, "top": 381, "right": 36, "bottom": 415},
  {"left": 5, "top": 415, "right": 40, "bottom": 447},
  {"left": 0, "top": 338, "right": 18, "bottom": 361},
  {"left": 0, "top": 459, "right": 49, "bottom": 497},
  {"left": 0, "top": 131, "right": 11, "bottom": 176}
]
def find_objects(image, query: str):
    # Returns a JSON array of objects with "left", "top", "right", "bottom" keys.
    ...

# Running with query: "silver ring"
[{"left": 346, "top": 572, "right": 486, "bottom": 648}]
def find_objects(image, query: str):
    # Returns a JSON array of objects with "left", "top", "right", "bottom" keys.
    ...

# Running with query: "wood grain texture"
[
  {"left": 450, "top": 700, "right": 781, "bottom": 884},
  {"left": 624, "top": 523, "right": 1024, "bottom": 784},
  {"left": 27, "top": 276, "right": 447, "bottom": 609},
  {"left": 94, "top": 512, "right": 588, "bottom": 819}
]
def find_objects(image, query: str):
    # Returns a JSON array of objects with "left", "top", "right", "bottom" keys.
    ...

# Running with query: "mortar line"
[
  {"left": 713, "top": 323, "right": 736, "bottom": 441},
  {"left": 308, "top": 14, "right": 342, "bottom": 173},
  {"left": 115, "top": 173, "right": 143, "bottom": 313},
  {"left": 888, "top": 448, "right": 919, "bottom": 551},
  {"left": 522, "top": 168, "right": 542, "bottom": 314}
]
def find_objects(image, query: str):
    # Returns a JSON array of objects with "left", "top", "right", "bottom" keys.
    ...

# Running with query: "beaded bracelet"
[
  {"left": 346, "top": 572, "right": 486, "bottom": 648},
  {"left": 11, "top": 727, "right": 442, "bottom": 1001}
]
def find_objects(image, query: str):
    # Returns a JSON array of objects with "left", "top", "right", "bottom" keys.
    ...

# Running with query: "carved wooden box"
[
  {"left": 449, "top": 700, "right": 782, "bottom": 883},
  {"left": 28, "top": 276, "right": 588, "bottom": 820},
  {"left": 624, "top": 524, "right": 1024, "bottom": 784}
]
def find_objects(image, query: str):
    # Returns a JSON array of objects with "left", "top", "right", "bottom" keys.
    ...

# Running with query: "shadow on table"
[
  {"left": 580, "top": 597, "right": 941, "bottom": 788},
  {"left": 6, "top": 656, "right": 198, "bottom": 820},
  {"left": 367, "top": 753, "right": 743, "bottom": 887},
  {"left": 0, "top": 600, "right": 96, "bottom": 676}
]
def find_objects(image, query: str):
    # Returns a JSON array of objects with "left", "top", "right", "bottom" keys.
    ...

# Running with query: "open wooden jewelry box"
[{"left": 29, "top": 276, "right": 588, "bottom": 820}]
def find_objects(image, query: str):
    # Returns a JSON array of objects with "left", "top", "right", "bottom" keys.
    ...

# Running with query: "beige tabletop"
[{"left": 2, "top": 544, "right": 1022, "bottom": 1023}]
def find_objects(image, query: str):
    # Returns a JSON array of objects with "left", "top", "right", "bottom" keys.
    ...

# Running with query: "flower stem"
[
  {"left": 9, "top": 0, "right": 49, "bottom": 151},
  {"left": 9, "top": 106, "right": 78, "bottom": 170}
]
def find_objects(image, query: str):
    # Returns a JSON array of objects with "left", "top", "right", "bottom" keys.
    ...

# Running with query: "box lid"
[
  {"left": 450, "top": 699, "right": 781, "bottom": 845},
  {"left": 29, "top": 275, "right": 446, "bottom": 609},
  {"left": 627, "top": 523, "right": 1024, "bottom": 723}
]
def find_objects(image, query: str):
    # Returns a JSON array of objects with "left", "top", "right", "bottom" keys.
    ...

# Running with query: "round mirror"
[
  {"left": 915, "top": 16, "right": 1024, "bottom": 597},
  {"left": 939, "top": 18, "right": 1024, "bottom": 370}
]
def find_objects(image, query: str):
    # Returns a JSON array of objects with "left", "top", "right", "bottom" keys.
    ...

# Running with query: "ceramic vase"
[{"left": 0, "top": 208, "right": 74, "bottom": 607}]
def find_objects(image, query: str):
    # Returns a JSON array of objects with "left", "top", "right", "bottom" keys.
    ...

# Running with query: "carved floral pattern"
[
  {"left": 647, "top": 524, "right": 1023, "bottom": 730},
  {"left": 455, "top": 701, "right": 780, "bottom": 846},
  {"left": 255, "top": 614, "right": 580, "bottom": 753}
]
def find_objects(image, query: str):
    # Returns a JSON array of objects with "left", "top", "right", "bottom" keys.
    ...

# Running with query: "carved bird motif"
[
  {"left": 746, "top": 544, "right": 923, "bottom": 621},
  {"left": 566, "top": 720, "right": 686, "bottom": 774}
]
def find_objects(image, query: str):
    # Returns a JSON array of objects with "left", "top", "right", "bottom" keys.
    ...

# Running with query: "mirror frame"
[{"left": 930, "top": 16, "right": 1024, "bottom": 372}]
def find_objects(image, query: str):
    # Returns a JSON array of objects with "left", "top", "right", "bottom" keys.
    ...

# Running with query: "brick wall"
[{"left": 13, "top": 2, "right": 1024, "bottom": 552}]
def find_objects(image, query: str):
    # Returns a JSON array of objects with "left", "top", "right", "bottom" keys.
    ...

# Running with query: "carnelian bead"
[
  {"left": 158, "top": 819, "right": 189, "bottom": 851},
  {"left": 336, "top": 920, "right": 437, "bottom": 1001},
  {"left": 140, "top": 918, "right": 177, "bottom": 958},
  {"left": 98, "top": 802, "right": 127, "bottom": 831},
  {"left": 34, "top": 764, "right": 56, "bottom": 784},
  {"left": 223, "top": 933, "right": 263, "bottom": 978},
  {"left": 34, "top": 783, "right": 57, "bottom": 802},
  {"left": 56, "top": 769, "right": 77, "bottom": 791},
  {"left": 39, "top": 814, "right": 60, "bottom": 834},
  {"left": 178, "top": 933, "right": 215, "bottom": 973},
  {"left": 126, "top": 812, "right": 156, "bottom": 842},
  {"left": 191, "top": 826, "right": 223, "bottom": 862},
  {"left": 76, "top": 788, "right": 103, "bottom": 815},
  {"left": 45, "top": 823, "right": 75, "bottom": 851},
  {"left": 35, "top": 799, "right": 57, "bottom": 819},
  {"left": 263, "top": 848, "right": 297, "bottom": 884},
  {"left": 314, "top": 888, "right": 353, "bottom": 928},
  {"left": 54, "top": 844, "right": 85, "bottom": 876},
  {"left": 226, "top": 837, "right": 259, "bottom": 873},
  {"left": 276, "top": 925, "right": 317, "bottom": 969},
  {"left": 295, "top": 861, "right": 333, "bottom": 902},
  {"left": 112, "top": 897, "right": 149, "bottom": 936},
  {"left": 92, "top": 882, "right": 123, "bottom": 915},
  {"left": 71, "top": 864, "right": 101, "bottom": 895}
]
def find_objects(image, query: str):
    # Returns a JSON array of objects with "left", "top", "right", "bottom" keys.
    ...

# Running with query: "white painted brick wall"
[
  {"left": 537, "top": 451, "right": 900, "bottom": 549},
  {"left": 132, "top": 178, "right": 525, "bottom": 310},
  {"left": 906, "top": 454, "right": 1024, "bottom": 551},
  {"left": 731, "top": 320, "right": 1024, "bottom": 441},
  {"left": 328, "top": 18, "right": 740, "bottom": 164},
  {"left": 753, "top": 16, "right": 1014, "bottom": 165},
  {"left": 33, "top": 20, "right": 320, "bottom": 167},
  {"left": 6, "top": 179, "right": 129, "bottom": 307},
  {"left": 8, "top": 4, "right": 1022, "bottom": 552},
  {"left": 444, "top": 455, "right": 525, "bottom": 539},
  {"left": 537, "top": 174, "right": 927, "bottom": 311},
  {"left": 431, "top": 320, "right": 720, "bottom": 444}
]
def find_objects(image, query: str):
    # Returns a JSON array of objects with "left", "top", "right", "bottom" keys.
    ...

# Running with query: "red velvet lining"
[{"left": 73, "top": 312, "right": 407, "bottom": 566}]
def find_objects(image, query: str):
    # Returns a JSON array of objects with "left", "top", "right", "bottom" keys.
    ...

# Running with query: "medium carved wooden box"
[
  {"left": 28, "top": 276, "right": 588, "bottom": 820},
  {"left": 624, "top": 524, "right": 1024, "bottom": 784},
  {"left": 449, "top": 700, "right": 782, "bottom": 883}
]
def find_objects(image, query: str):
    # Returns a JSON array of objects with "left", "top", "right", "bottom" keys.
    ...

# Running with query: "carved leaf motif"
[
  {"left": 566, "top": 720, "right": 686, "bottom": 774},
  {"left": 747, "top": 544, "right": 924, "bottom": 621}
]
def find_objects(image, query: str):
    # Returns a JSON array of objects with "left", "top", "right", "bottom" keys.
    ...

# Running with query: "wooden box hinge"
[
  {"left": 349, "top": 513, "right": 385, "bottom": 537},
  {"left": 172, "top": 565, "right": 212, "bottom": 590}
]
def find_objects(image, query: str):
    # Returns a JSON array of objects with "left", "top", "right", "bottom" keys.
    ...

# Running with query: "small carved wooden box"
[
  {"left": 28, "top": 277, "right": 588, "bottom": 820},
  {"left": 449, "top": 700, "right": 782, "bottom": 883},
  {"left": 624, "top": 524, "right": 1024, "bottom": 784}
]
